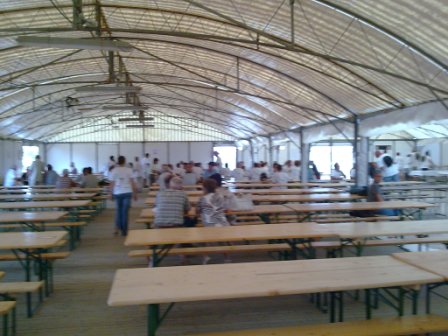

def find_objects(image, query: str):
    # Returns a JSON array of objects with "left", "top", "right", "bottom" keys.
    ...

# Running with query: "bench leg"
[{"left": 147, "top": 304, "right": 159, "bottom": 336}]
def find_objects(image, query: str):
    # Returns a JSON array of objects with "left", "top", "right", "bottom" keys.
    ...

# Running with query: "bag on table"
[{"left": 231, "top": 194, "right": 254, "bottom": 211}]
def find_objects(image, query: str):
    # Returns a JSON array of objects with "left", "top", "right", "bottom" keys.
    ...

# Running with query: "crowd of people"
[{"left": 3, "top": 155, "right": 99, "bottom": 188}]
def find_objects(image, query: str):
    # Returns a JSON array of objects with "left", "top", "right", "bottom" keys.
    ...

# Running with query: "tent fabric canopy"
[{"left": 0, "top": 0, "right": 447, "bottom": 142}]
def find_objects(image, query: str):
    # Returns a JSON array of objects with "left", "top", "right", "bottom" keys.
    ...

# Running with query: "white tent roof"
[{"left": 0, "top": 0, "right": 447, "bottom": 142}]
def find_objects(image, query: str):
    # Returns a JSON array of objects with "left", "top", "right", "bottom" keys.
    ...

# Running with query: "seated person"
[
  {"left": 44, "top": 164, "right": 59, "bottom": 186},
  {"left": 153, "top": 175, "right": 191, "bottom": 228},
  {"left": 78, "top": 167, "right": 99, "bottom": 188},
  {"left": 271, "top": 164, "right": 290, "bottom": 189},
  {"left": 182, "top": 162, "right": 199, "bottom": 186},
  {"left": 55, "top": 169, "right": 76, "bottom": 189},
  {"left": 367, "top": 169, "right": 397, "bottom": 216},
  {"left": 331, "top": 163, "right": 346, "bottom": 181},
  {"left": 209, "top": 173, "right": 237, "bottom": 224}
]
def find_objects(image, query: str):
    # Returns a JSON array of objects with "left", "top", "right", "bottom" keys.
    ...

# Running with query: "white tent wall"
[
  {"left": 44, "top": 142, "right": 215, "bottom": 175},
  {"left": 168, "top": 143, "right": 190, "bottom": 166},
  {"left": 0, "top": 140, "right": 22, "bottom": 184},
  {"left": 46, "top": 143, "right": 70, "bottom": 175},
  {"left": 73, "top": 143, "right": 96, "bottom": 173}
]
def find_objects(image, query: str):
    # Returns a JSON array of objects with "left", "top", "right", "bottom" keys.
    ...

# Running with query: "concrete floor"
[{"left": 3, "top": 194, "right": 448, "bottom": 335}]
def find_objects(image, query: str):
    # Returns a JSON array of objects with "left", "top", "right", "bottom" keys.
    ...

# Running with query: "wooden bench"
[
  {"left": 0, "top": 301, "right": 16, "bottom": 335},
  {"left": 191, "top": 314, "right": 448, "bottom": 336},
  {"left": 316, "top": 216, "right": 402, "bottom": 223},
  {"left": 0, "top": 281, "right": 43, "bottom": 318},
  {"left": 129, "top": 243, "right": 291, "bottom": 258},
  {"left": 300, "top": 236, "right": 448, "bottom": 257},
  {"left": 0, "top": 252, "right": 70, "bottom": 298},
  {"left": 128, "top": 235, "right": 448, "bottom": 261}
]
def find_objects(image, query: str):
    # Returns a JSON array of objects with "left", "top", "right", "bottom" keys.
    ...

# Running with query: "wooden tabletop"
[
  {"left": 227, "top": 204, "right": 294, "bottom": 215},
  {"left": 393, "top": 250, "right": 448, "bottom": 280},
  {"left": 124, "top": 222, "right": 338, "bottom": 246},
  {"left": 108, "top": 255, "right": 442, "bottom": 306},
  {"left": 144, "top": 193, "right": 364, "bottom": 206},
  {"left": 0, "top": 231, "right": 67, "bottom": 249},
  {"left": 0, "top": 211, "right": 68, "bottom": 223},
  {"left": 140, "top": 204, "right": 293, "bottom": 219},
  {"left": 382, "top": 185, "right": 448, "bottom": 191},
  {"left": 0, "top": 193, "right": 97, "bottom": 201},
  {"left": 148, "top": 187, "right": 344, "bottom": 197},
  {"left": 285, "top": 201, "right": 434, "bottom": 213},
  {"left": 0, "top": 200, "right": 90, "bottom": 210},
  {"left": 330, "top": 219, "right": 448, "bottom": 239},
  {"left": 0, "top": 187, "right": 103, "bottom": 194},
  {"left": 229, "top": 182, "right": 352, "bottom": 189}
]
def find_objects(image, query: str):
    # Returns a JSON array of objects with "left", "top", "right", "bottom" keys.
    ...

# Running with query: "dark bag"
[
  {"left": 349, "top": 210, "right": 376, "bottom": 218},
  {"left": 183, "top": 216, "right": 197, "bottom": 227},
  {"left": 349, "top": 186, "right": 368, "bottom": 196}
]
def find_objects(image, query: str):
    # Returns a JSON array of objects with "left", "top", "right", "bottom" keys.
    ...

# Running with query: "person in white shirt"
[
  {"left": 271, "top": 164, "right": 290, "bottom": 189},
  {"left": 157, "top": 165, "right": 173, "bottom": 190},
  {"left": 231, "top": 162, "right": 247, "bottom": 182},
  {"left": 109, "top": 156, "right": 137, "bottom": 236},
  {"left": 289, "top": 160, "right": 301, "bottom": 181},
  {"left": 4, "top": 165, "right": 19, "bottom": 187},
  {"left": 213, "top": 151, "right": 222, "bottom": 168},
  {"left": 141, "top": 153, "right": 151, "bottom": 187},
  {"left": 133, "top": 157, "right": 143, "bottom": 191},
  {"left": 283, "top": 160, "right": 293, "bottom": 179},
  {"left": 29, "top": 155, "right": 45, "bottom": 186},
  {"left": 382, "top": 155, "right": 400, "bottom": 182},
  {"left": 173, "top": 163, "right": 186, "bottom": 176},
  {"left": 249, "top": 163, "right": 263, "bottom": 181},
  {"left": 220, "top": 163, "right": 231, "bottom": 179},
  {"left": 192, "top": 162, "right": 203, "bottom": 180},
  {"left": 330, "top": 163, "right": 346, "bottom": 181}
]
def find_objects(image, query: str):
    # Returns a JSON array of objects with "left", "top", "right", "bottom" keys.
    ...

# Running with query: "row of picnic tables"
[
  {"left": 114, "top": 179, "right": 448, "bottom": 335},
  {"left": 0, "top": 186, "right": 106, "bottom": 318},
  {"left": 109, "top": 220, "right": 448, "bottom": 335}
]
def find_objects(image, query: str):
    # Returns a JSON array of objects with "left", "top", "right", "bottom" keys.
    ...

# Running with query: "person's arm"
[
  {"left": 184, "top": 195, "right": 191, "bottom": 216},
  {"left": 373, "top": 185, "right": 384, "bottom": 202},
  {"left": 130, "top": 177, "right": 138, "bottom": 201},
  {"left": 109, "top": 181, "right": 115, "bottom": 200}
]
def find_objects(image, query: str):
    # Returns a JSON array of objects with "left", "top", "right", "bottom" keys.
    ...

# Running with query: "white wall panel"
[
  {"left": 0, "top": 141, "right": 22, "bottom": 181},
  {"left": 98, "top": 144, "right": 118, "bottom": 173},
  {"left": 290, "top": 142, "right": 301, "bottom": 160},
  {"left": 169, "top": 142, "right": 189, "bottom": 165},
  {"left": 190, "top": 142, "right": 213, "bottom": 165},
  {"left": 72, "top": 143, "right": 96, "bottom": 172},
  {"left": 144, "top": 143, "right": 168, "bottom": 164},
  {"left": 46, "top": 143, "right": 70, "bottom": 174},
  {"left": 119, "top": 143, "right": 143, "bottom": 165}
]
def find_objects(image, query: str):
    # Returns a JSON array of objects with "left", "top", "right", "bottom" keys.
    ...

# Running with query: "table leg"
[{"left": 147, "top": 304, "right": 160, "bottom": 336}]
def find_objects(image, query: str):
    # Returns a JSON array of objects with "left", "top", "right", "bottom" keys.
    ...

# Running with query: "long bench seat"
[{"left": 191, "top": 314, "right": 448, "bottom": 336}]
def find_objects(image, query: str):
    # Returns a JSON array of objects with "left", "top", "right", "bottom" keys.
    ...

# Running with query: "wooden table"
[
  {"left": 144, "top": 193, "right": 364, "bottom": 207},
  {"left": 0, "top": 193, "right": 96, "bottom": 202},
  {"left": 125, "top": 223, "right": 338, "bottom": 264},
  {"left": 0, "top": 231, "right": 67, "bottom": 316},
  {"left": 393, "top": 250, "right": 448, "bottom": 314},
  {"left": 285, "top": 201, "right": 434, "bottom": 221},
  {"left": 147, "top": 187, "right": 344, "bottom": 197},
  {"left": 0, "top": 200, "right": 90, "bottom": 210},
  {"left": 228, "top": 182, "right": 352, "bottom": 189},
  {"left": 0, "top": 211, "right": 67, "bottom": 224},
  {"left": 108, "top": 255, "right": 443, "bottom": 336}
]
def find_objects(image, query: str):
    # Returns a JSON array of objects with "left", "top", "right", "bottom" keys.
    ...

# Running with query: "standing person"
[
  {"left": 367, "top": 170, "right": 397, "bottom": 216},
  {"left": 141, "top": 153, "right": 151, "bottom": 188},
  {"left": 382, "top": 155, "right": 400, "bottom": 182},
  {"left": 289, "top": 160, "right": 301, "bottom": 181},
  {"left": 69, "top": 162, "right": 78, "bottom": 175},
  {"left": 213, "top": 151, "right": 222, "bottom": 168},
  {"left": 109, "top": 156, "right": 138, "bottom": 236},
  {"left": 133, "top": 157, "right": 143, "bottom": 191},
  {"left": 29, "top": 155, "right": 45, "bottom": 186},
  {"left": 150, "top": 158, "right": 160, "bottom": 185}
]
